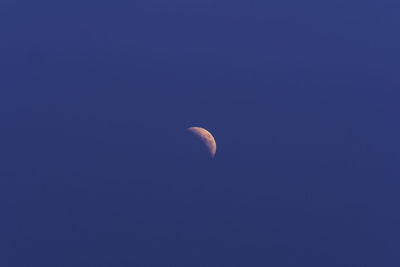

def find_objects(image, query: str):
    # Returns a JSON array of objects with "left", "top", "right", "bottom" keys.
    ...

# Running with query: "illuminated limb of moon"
[{"left": 187, "top": 127, "right": 217, "bottom": 158}]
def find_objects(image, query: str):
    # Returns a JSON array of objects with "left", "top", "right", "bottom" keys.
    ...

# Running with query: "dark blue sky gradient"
[{"left": 1, "top": 1, "right": 400, "bottom": 266}]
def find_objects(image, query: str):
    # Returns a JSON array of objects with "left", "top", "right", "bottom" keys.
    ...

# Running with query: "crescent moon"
[{"left": 187, "top": 127, "right": 217, "bottom": 158}]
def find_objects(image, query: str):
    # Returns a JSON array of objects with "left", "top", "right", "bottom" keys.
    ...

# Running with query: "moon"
[{"left": 187, "top": 127, "right": 217, "bottom": 158}]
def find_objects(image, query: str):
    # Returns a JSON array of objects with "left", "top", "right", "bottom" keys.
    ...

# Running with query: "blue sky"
[{"left": 1, "top": 1, "right": 400, "bottom": 266}]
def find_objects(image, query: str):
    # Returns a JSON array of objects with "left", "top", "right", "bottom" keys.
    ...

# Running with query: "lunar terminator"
[{"left": 187, "top": 127, "right": 216, "bottom": 158}]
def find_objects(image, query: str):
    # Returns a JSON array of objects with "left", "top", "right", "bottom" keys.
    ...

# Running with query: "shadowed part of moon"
[{"left": 187, "top": 127, "right": 217, "bottom": 158}]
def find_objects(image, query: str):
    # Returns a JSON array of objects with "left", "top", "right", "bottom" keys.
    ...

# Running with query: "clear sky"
[{"left": 1, "top": 1, "right": 400, "bottom": 266}]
